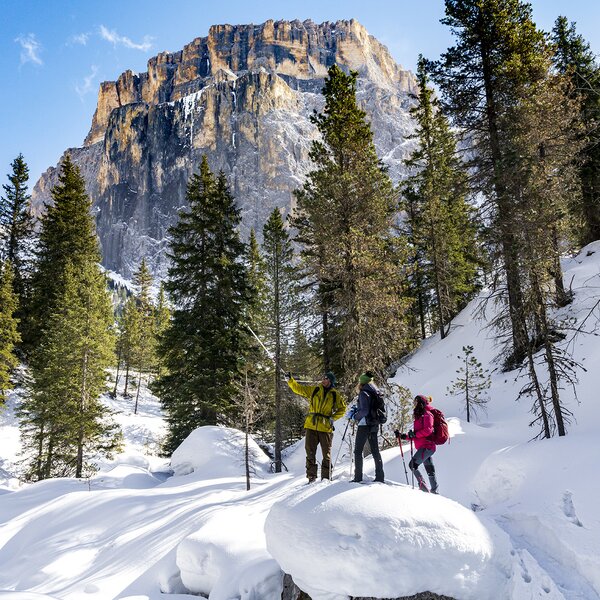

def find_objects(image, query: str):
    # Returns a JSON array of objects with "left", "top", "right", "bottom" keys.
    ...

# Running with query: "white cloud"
[
  {"left": 15, "top": 33, "right": 43, "bottom": 66},
  {"left": 99, "top": 25, "right": 153, "bottom": 52},
  {"left": 70, "top": 33, "right": 90, "bottom": 46},
  {"left": 75, "top": 65, "right": 99, "bottom": 100}
]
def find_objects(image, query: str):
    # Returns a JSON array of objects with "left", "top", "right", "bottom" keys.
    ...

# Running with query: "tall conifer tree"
[
  {"left": 0, "top": 261, "right": 20, "bottom": 403},
  {"left": 22, "top": 264, "right": 120, "bottom": 479},
  {"left": 552, "top": 16, "right": 600, "bottom": 245},
  {"left": 431, "top": 0, "right": 550, "bottom": 364},
  {"left": 262, "top": 208, "right": 296, "bottom": 472},
  {"left": 1, "top": 154, "right": 35, "bottom": 344},
  {"left": 403, "top": 57, "right": 481, "bottom": 339},
  {"left": 154, "top": 157, "right": 251, "bottom": 453},
  {"left": 293, "top": 65, "right": 413, "bottom": 391},
  {"left": 28, "top": 155, "right": 100, "bottom": 349}
]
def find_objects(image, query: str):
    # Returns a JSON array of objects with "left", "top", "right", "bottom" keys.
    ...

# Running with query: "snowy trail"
[
  {"left": 0, "top": 470, "right": 299, "bottom": 599},
  {"left": 495, "top": 514, "right": 600, "bottom": 600}
]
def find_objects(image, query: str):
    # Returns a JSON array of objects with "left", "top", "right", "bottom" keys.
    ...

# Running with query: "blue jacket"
[{"left": 354, "top": 383, "right": 378, "bottom": 424}]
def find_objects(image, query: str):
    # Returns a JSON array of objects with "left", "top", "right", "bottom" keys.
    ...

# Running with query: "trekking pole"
[
  {"left": 246, "top": 324, "right": 288, "bottom": 378},
  {"left": 410, "top": 438, "right": 415, "bottom": 489},
  {"left": 332, "top": 419, "right": 352, "bottom": 478},
  {"left": 394, "top": 430, "right": 410, "bottom": 485}
]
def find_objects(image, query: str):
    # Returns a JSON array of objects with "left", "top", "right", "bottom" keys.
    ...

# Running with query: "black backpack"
[{"left": 366, "top": 387, "right": 387, "bottom": 425}]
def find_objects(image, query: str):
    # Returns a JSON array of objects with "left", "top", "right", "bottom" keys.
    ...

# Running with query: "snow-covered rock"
[
  {"left": 170, "top": 426, "right": 271, "bottom": 479},
  {"left": 265, "top": 480, "right": 500, "bottom": 600}
]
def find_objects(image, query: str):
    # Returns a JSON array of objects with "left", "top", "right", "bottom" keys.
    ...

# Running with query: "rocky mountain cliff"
[{"left": 32, "top": 19, "right": 418, "bottom": 278}]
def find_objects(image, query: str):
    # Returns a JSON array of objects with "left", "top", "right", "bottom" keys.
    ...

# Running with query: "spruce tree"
[
  {"left": 0, "top": 261, "right": 20, "bottom": 403},
  {"left": 293, "top": 65, "right": 413, "bottom": 392},
  {"left": 153, "top": 282, "right": 171, "bottom": 379},
  {"left": 154, "top": 157, "right": 251, "bottom": 453},
  {"left": 21, "top": 263, "right": 120, "bottom": 480},
  {"left": 28, "top": 155, "right": 100, "bottom": 349},
  {"left": 431, "top": 0, "right": 550, "bottom": 364},
  {"left": 262, "top": 208, "right": 296, "bottom": 472},
  {"left": 118, "top": 296, "right": 141, "bottom": 398},
  {"left": 0, "top": 154, "right": 35, "bottom": 344},
  {"left": 552, "top": 16, "right": 600, "bottom": 245},
  {"left": 131, "top": 259, "right": 155, "bottom": 414},
  {"left": 403, "top": 57, "right": 481, "bottom": 339},
  {"left": 447, "top": 345, "right": 491, "bottom": 422}
]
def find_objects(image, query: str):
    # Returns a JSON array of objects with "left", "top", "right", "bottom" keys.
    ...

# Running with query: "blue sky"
[{"left": 2, "top": 0, "right": 599, "bottom": 189}]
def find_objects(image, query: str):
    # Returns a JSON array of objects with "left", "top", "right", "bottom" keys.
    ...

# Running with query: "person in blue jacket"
[{"left": 349, "top": 371, "right": 384, "bottom": 483}]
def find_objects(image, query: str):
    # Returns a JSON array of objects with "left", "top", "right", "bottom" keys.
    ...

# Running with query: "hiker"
[
  {"left": 349, "top": 371, "right": 385, "bottom": 483},
  {"left": 400, "top": 394, "right": 439, "bottom": 493},
  {"left": 287, "top": 371, "right": 347, "bottom": 482}
]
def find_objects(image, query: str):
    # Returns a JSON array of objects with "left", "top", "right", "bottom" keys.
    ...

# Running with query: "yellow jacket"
[{"left": 288, "top": 377, "right": 347, "bottom": 432}]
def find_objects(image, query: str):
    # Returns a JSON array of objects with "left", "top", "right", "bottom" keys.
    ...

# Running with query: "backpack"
[
  {"left": 428, "top": 407, "right": 449, "bottom": 445},
  {"left": 366, "top": 387, "right": 387, "bottom": 425}
]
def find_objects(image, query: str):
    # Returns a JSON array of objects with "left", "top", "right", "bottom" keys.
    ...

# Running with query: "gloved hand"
[
  {"left": 399, "top": 433, "right": 407, "bottom": 440},
  {"left": 348, "top": 405, "right": 358, "bottom": 420},
  {"left": 407, "top": 429, "right": 415, "bottom": 439},
  {"left": 285, "top": 372, "right": 291, "bottom": 381}
]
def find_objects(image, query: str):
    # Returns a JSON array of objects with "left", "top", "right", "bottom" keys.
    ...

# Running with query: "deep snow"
[{"left": 1, "top": 243, "right": 600, "bottom": 599}]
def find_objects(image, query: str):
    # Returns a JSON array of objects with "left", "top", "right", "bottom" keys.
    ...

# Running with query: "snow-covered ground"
[{"left": 1, "top": 243, "right": 600, "bottom": 599}]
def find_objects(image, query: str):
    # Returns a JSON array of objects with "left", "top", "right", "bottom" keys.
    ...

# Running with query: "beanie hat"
[
  {"left": 415, "top": 394, "right": 431, "bottom": 406},
  {"left": 359, "top": 371, "right": 374, "bottom": 385},
  {"left": 324, "top": 371, "right": 336, "bottom": 387}
]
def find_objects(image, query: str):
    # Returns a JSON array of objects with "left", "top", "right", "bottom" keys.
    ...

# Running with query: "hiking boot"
[
  {"left": 429, "top": 475, "right": 438, "bottom": 494},
  {"left": 350, "top": 477, "right": 363, "bottom": 483},
  {"left": 374, "top": 477, "right": 385, "bottom": 483},
  {"left": 418, "top": 480, "right": 429, "bottom": 493},
  {"left": 307, "top": 477, "right": 316, "bottom": 484}
]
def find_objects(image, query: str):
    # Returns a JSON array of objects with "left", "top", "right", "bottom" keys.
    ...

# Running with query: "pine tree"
[
  {"left": 242, "top": 229, "right": 274, "bottom": 434},
  {"left": 21, "top": 263, "right": 121, "bottom": 479},
  {"left": 153, "top": 282, "right": 171, "bottom": 379},
  {"left": 447, "top": 345, "right": 491, "bottom": 422},
  {"left": 131, "top": 259, "right": 155, "bottom": 414},
  {"left": 552, "top": 16, "right": 600, "bottom": 245},
  {"left": 433, "top": 0, "right": 581, "bottom": 436},
  {"left": 403, "top": 57, "right": 481, "bottom": 339},
  {"left": 0, "top": 261, "right": 20, "bottom": 403},
  {"left": 292, "top": 65, "right": 413, "bottom": 392},
  {"left": 28, "top": 155, "right": 100, "bottom": 350},
  {"left": 0, "top": 154, "right": 35, "bottom": 344},
  {"left": 431, "top": 0, "right": 550, "bottom": 364},
  {"left": 117, "top": 296, "right": 141, "bottom": 398},
  {"left": 153, "top": 157, "right": 251, "bottom": 454},
  {"left": 262, "top": 208, "right": 296, "bottom": 472}
]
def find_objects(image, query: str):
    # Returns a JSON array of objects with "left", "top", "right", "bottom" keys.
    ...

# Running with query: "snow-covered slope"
[{"left": 1, "top": 243, "right": 600, "bottom": 599}]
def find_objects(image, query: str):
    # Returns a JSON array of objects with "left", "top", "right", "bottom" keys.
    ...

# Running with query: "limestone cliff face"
[{"left": 32, "top": 19, "right": 418, "bottom": 278}]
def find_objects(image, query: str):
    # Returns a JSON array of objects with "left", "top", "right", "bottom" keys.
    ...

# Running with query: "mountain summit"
[{"left": 32, "top": 19, "right": 417, "bottom": 277}]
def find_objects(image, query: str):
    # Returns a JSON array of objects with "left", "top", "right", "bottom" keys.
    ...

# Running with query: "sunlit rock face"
[{"left": 32, "top": 19, "right": 417, "bottom": 278}]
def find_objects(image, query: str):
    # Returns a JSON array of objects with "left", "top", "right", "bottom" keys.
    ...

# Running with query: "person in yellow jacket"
[{"left": 287, "top": 371, "right": 347, "bottom": 482}]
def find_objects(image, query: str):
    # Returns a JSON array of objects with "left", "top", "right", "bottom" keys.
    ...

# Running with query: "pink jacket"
[{"left": 413, "top": 404, "right": 436, "bottom": 451}]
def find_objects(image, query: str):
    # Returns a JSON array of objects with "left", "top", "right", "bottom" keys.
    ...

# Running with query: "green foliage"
[
  {"left": 262, "top": 208, "right": 298, "bottom": 471},
  {"left": 28, "top": 155, "right": 100, "bottom": 350},
  {"left": 0, "top": 154, "right": 35, "bottom": 347},
  {"left": 552, "top": 16, "right": 600, "bottom": 245},
  {"left": 0, "top": 261, "right": 20, "bottom": 402},
  {"left": 292, "top": 65, "right": 414, "bottom": 394},
  {"left": 447, "top": 345, "right": 491, "bottom": 423},
  {"left": 403, "top": 57, "right": 482, "bottom": 339},
  {"left": 21, "top": 263, "right": 121, "bottom": 480},
  {"left": 153, "top": 156, "right": 251, "bottom": 454}
]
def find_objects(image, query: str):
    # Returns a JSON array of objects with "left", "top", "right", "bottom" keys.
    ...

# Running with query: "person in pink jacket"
[{"left": 400, "top": 394, "right": 438, "bottom": 493}]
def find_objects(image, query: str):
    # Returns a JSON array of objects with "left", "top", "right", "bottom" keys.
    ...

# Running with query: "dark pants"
[
  {"left": 353, "top": 424, "right": 384, "bottom": 482},
  {"left": 304, "top": 428, "right": 333, "bottom": 481},
  {"left": 409, "top": 447, "right": 437, "bottom": 492}
]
